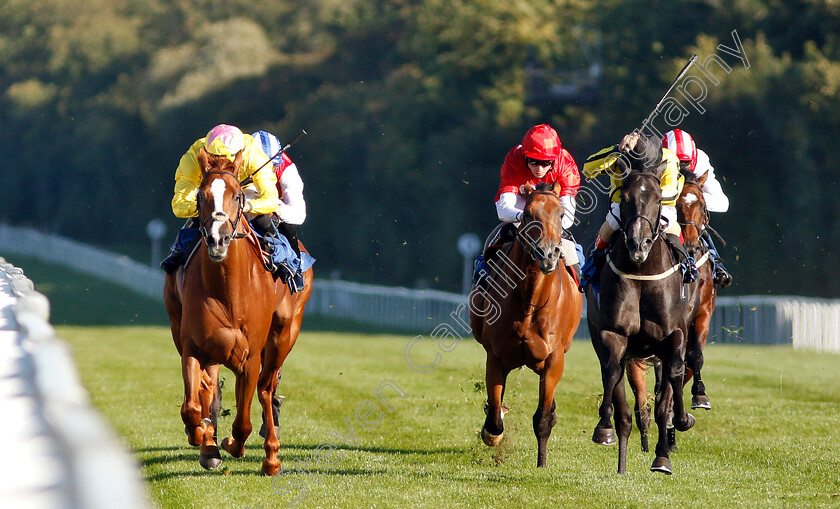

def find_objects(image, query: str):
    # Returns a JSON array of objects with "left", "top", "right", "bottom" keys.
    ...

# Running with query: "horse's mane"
[
  {"left": 679, "top": 166, "right": 697, "bottom": 183},
  {"left": 534, "top": 182, "right": 555, "bottom": 192}
]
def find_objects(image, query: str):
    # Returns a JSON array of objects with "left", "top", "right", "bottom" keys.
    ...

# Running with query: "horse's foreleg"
[
  {"left": 481, "top": 354, "right": 509, "bottom": 447},
  {"left": 258, "top": 341, "right": 284, "bottom": 476},
  {"left": 627, "top": 358, "right": 650, "bottom": 453},
  {"left": 221, "top": 357, "right": 259, "bottom": 459},
  {"left": 651, "top": 372, "right": 675, "bottom": 474},
  {"left": 180, "top": 354, "right": 204, "bottom": 447},
  {"left": 666, "top": 329, "right": 695, "bottom": 433},
  {"left": 198, "top": 365, "right": 222, "bottom": 470},
  {"left": 592, "top": 331, "right": 627, "bottom": 446},
  {"left": 533, "top": 352, "right": 564, "bottom": 467}
]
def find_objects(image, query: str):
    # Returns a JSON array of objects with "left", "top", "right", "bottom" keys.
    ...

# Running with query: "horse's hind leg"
[
  {"left": 198, "top": 364, "right": 222, "bottom": 470},
  {"left": 687, "top": 324, "right": 711, "bottom": 410},
  {"left": 533, "top": 352, "right": 564, "bottom": 467},
  {"left": 481, "top": 354, "right": 509, "bottom": 447},
  {"left": 627, "top": 358, "right": 651, "bottom": 453}
]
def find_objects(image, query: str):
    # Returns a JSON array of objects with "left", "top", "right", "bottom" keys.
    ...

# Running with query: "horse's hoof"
[
  {"left": 691, "top": 395, "right": 711, "bottom": 410},
  {"left": 481, "top": 426, "right": 503, "bottom": 447},
  {"left": 592, "top": 427, "right": 616, "bottom": 446},
  {"left": 650, "top": 456, "right": 672, "bottom": 474},
  {"left": 261, "top": 459, "right": 281, "bottom": 477},
  {"left": 199, "top": 450, "right": 222, "bottom": 470},
  {"left": 676, "top": 413, "right": 696, "bottom": 432}
]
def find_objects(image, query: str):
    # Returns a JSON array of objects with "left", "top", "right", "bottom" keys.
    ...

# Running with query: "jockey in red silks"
[
  {"left": 474, "top": 124, "right": 583, "bottom": 284},
  {"left": 663, "top": 129, "right": 732, "bottom": 287}
]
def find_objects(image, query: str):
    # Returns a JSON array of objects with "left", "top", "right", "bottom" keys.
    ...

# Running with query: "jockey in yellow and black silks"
[{"left": 579, "top": 131, "right": 697, "bottom": 289}]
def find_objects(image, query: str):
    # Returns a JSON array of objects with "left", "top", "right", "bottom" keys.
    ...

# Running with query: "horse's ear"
[
  {"left": 551, "top": 181, "right": 562, "bottom": 197},
  {"left": 233, "top": 149, "right": 244, "bottom": 170},
  {"left": 696, "top": 171, "right": 709, "bottom": 187},
  {"left": 521, "top": 182, "right": 535, "bottom": 196},
  {"left": 197, "top": 147, "right": 210, "bottom": 174}
]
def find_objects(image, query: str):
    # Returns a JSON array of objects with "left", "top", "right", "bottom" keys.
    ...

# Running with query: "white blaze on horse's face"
[
  {"left": 682, "top": 193, "right": 698, "bottom": 206},
  {"left": 205, "top": 178, "right": 232, "bottom": 259}
]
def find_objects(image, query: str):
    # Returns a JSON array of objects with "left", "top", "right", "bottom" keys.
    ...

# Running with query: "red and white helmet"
[
  {"left": 662, "top": 129, "right": 697, "bottom": 172},
  {"left": 521, "top": 124, "right": 561, "bottom": 161}
]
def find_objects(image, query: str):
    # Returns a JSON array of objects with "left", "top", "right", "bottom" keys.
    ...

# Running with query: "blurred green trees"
[{"left": 1, "top": 0, "right": 839, "bottom": 296}]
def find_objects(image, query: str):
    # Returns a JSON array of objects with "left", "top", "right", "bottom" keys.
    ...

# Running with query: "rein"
[
  {"left": 512, "top": 189, "right": 564, "bottom": 314},
  {"left": 197, "top": 170, "right": 248, "bottom": 242}
]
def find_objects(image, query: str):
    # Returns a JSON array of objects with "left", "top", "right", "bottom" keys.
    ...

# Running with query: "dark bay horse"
[
  {"left": 585, "top": 168, "right": 698, "bottom": 474},
  {"left": 625, "top": 170, "right": 716, "bottom": 452},
  {"left": 163, "top": 148, "right": 312, "bottom": 476},
  {"left": 470, "top": 182, "right": 582, "bottom": 467}
]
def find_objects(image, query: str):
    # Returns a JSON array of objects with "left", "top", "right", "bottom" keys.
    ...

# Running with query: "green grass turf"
[{"left": 56, "top": 325, "right": 840, "bottom": 508}]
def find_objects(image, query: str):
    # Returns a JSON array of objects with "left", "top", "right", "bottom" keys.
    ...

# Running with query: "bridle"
[
  {"left": 516, "top": 190, "right": 564, "bottom": 262},
  {"left": 619, "top": 171, "right": 663, "bottom": 242},
  {"left": 196, "top": 170, "right": 247, "bottom": 243},
  {"left": 676, "top": 180, "right": 709, "bottom": 239}
]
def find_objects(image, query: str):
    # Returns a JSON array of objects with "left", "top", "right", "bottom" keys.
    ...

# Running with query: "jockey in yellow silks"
[
  {"left": 161, "top": 124, "right": 280, "bottom": 275},
  {"left": 579, "top": 131, "right": 697, "bottom": 288}
]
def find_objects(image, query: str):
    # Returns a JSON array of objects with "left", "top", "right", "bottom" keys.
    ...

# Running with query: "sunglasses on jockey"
[{"left": 526, "top": 157, "right": 554, "bottom": 169}]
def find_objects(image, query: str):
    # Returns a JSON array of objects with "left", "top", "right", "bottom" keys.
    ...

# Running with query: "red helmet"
[
  {"left": 662, "top": 129, "right": 697, "bottom": 172},
  {"left": 521, "top": 124, "right": 561, "bottom": 161}
]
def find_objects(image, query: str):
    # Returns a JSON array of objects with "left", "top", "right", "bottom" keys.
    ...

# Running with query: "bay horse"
[
  {"left": 625, "top": 170, "right": 716, "bottom": 453},
  {"left": 585, "top": 167, "right": 698, "bottom": 475},
  {"left": 163, "top": 148, "right": 313, "bottom": 476},
  {"left": 469, "top": 181, "right": 582, "bottom": 467}
]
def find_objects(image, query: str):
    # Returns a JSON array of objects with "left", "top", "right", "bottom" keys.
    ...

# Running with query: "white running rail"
[
  {"left": 1, "top": 224, "right": 838, "bottom": 353},
  {"left": 0, "top": 258, "right": 151, "bottom": 508}
]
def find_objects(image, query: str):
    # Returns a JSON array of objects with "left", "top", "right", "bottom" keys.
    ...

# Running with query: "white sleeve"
[
  {"left": 495, "top": 192, "right": 524, "bottom": 223},
  {"left": 701, "top": 167, "right": 730, "bottom": 213},
  {"left": 559, "top": 195, "right": 576, "bottom": 230},
  {"left": 276, "top": 163, "right": 307, "bottom": 225}
]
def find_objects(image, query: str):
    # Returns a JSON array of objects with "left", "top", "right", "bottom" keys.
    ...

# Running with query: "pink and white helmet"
[
  {"left": 662, "top": 129, "right": 697, "bottom": 172},
  {"left": 205, "top": 124, "right": 245, "bottom": 160}
]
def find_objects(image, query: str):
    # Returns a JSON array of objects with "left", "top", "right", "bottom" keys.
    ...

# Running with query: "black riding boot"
[
  {"left": 160, "top": 219, "right": 199, "bottom": 274},
  {"left": 277, "top": 222, "right": 305, "bottom": 292},
  {"left": 251, "top": 214, "right": 282, "bottom": 275},
  {"left": 665, "top": 233, "right": 698, "bottom": 284},
  {"left": 702, "top": 230, "right": 732, "bottom": 288}
]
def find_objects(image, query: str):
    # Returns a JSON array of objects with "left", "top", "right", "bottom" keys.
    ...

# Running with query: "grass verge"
[{"left": 57, "top": 325, "right": 840, "bottom": 508}]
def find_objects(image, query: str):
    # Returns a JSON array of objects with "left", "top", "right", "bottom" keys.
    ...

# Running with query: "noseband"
[{"left": 196, "top": 170, "right": 247, "bottom": 242}]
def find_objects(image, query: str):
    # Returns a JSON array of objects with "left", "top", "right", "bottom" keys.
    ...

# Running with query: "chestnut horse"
[
  {"left": 625, "top": 170, "right": 715, "bottom": 452},
  {"left": 585, "top": 168, "right": 698, "bottom": 475},
  {"left": 163, "top": 148, "right": 313, "bottom": 475},
  {"left": 469, "top": 182, "right": 582, "bottom": 467}
]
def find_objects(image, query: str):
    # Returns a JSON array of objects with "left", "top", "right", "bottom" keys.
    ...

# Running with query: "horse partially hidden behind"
[
  {"left": 469, "top": 182, "right": 582, "bottom": 467},
  {"left": 625, "top": 169, "right": 717, "bottom": 452},
  {"left": 585, "top": 165, "right": 698, "bottom": 475},
  {"left": 163, "top": 148, "right": 313, "bottom": 476}
]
